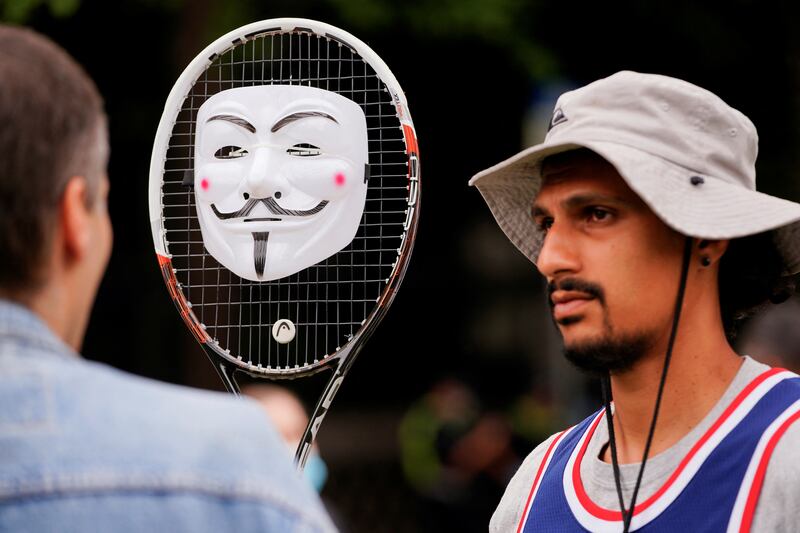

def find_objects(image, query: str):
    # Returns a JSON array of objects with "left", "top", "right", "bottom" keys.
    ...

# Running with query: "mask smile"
[{"left": 210, "top": 197, "right": 330, "bottom": 221}]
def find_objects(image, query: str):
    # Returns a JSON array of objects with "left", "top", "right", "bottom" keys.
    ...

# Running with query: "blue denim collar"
[{"left": 0, "top": 298, "right": 77, "bottom": 358}]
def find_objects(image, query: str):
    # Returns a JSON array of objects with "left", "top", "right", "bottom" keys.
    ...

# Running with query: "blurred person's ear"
[{"left": 60, "top": 176, "right": 93, "bottom": 259}]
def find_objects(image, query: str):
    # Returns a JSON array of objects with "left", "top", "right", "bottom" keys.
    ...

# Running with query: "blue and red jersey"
[{"left": 518, "top": 368, "right": 800, "bottom": 532}]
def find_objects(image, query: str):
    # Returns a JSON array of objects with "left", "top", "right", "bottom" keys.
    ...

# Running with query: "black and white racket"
[{"left": 148, "top": 18, "right": 419, "bottom": 468}]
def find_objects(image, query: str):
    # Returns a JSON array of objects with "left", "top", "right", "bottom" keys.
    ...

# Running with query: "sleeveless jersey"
[{"left": 517, "top": 368, "right": 800, "bottom": 532}]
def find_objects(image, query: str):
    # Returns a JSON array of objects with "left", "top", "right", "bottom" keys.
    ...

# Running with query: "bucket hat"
[{"left": 469, "top": 71, "right": 800, "bottom": 275}]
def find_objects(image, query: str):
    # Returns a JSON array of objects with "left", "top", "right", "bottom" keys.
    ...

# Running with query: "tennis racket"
[{"left": 148, "top": 18, "right": 420, "bottom": 468}]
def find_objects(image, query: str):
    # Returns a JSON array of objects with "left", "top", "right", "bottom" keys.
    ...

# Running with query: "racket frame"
[{"left": 149, "top": 18, "right": 420, "bottom": 466}]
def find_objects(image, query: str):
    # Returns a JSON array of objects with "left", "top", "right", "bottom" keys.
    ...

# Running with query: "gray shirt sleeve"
[
  {"left": 751, "top": 421, "right": 800, "bottom": 532},
  {"left": 489, "top": 432, "right": 561, "bottom": 533}
]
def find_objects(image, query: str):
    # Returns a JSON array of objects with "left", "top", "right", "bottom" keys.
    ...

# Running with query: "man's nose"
[{"left": 536, "top": 222, "right": 581, "bottom": 280}]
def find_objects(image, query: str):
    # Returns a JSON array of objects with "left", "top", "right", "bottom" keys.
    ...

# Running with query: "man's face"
[
  {"left": 533, "top": 152, "right": 685, "bottom": 374},
  {"left": 194, "top": 85, "right": 368, "bottom": 281}
]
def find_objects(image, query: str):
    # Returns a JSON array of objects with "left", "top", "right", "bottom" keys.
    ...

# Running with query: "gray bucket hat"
[{"left": 469, "top": 70, "right": 800, "bottom": 275}]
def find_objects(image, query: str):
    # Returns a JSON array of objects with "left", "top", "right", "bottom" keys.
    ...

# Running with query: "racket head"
[{"left": 149, "top": 19, "right": 419, "bottom": 380}]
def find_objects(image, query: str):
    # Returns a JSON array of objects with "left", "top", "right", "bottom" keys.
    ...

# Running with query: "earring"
[{"left": 701, "top": 257, "right": 712, "bottom": 267}]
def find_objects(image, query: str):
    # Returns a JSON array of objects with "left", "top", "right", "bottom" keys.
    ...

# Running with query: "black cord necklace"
[
  {"left": 604, "top": 236, "right": 694, "bottom": 532},
  {"left": 601, "top": 375, "right": 626, "bottom": 518}
]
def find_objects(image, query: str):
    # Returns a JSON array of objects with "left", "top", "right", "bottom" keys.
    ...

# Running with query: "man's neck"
[
  {"left": 3, "top": 271, "right": 88, "bottom": 353},
  {"left": 603, "top": 320, "right": 742, "bottom": 465}
]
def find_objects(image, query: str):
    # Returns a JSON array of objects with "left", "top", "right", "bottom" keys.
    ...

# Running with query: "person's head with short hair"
[
  {"left": 0, "top": 24, "right": 111, "bottom": 349},
  {"left": 470, "top": 71, "right": 800, "bottom": 375}
]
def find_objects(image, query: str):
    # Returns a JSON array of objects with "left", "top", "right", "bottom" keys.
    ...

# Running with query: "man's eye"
[
  {"left": 537, "top": 218, "right": 554, "bottom": 233},
  {"left": 214, "top": 146, "right": 248, "bottom": 159},
  {"left": 589, "top": 208, "right": 611, "bottom": 222},
  {"left": 286, "top": 143, "right": 322, "bottom": 157}
]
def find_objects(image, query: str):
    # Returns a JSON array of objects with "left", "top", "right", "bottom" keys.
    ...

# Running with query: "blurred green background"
[{"left": 4, "top": 0, "right": 799, "bottom": 531}]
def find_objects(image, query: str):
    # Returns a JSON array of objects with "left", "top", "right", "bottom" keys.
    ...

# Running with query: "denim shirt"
[{"left": 0, "top": 299, "right": 336, "bottom": 532}]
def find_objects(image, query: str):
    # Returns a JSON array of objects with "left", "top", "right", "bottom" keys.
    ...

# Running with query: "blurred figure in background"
[
  {"left": 243, "top": 384, "right": 351, "bottom": 531},
  {"left": 399, "top": 379, "right": 552, "bottom": 532},
  {"left": 0, "top": 24, "right": 334, "bottom": 532},
  {"left": 243, "top": 384, "right": 329, "bottom": 493},
  {"left": 737, "top": 296, "right": 800, "bottom": 373}
]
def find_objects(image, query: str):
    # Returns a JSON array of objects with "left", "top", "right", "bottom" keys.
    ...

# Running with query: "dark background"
[{"left": 5, "top": 0, "right": 800, "bottom": 530}]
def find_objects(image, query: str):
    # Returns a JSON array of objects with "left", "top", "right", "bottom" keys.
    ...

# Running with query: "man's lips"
[{"left": 551, "top": 290, "right": 596, "bottom": 321}]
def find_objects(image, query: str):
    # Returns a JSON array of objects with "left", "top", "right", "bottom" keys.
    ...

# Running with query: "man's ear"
[
  {"left": 697, "top": 239, "right": 729, "bottom": 266},
  {"left": 60, "top": 176, "right": 91, "bottom": 259}
]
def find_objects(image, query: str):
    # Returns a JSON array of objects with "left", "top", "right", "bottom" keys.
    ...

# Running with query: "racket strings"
[{"left": 160, "top": 30, "right": 410, "bottom": 374}]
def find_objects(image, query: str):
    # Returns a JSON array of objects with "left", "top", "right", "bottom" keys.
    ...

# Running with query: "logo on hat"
[{"left": 548, "top": 107, "right": 568, "bottom": 131}]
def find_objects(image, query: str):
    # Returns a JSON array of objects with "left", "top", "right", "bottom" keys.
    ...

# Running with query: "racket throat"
[
  {"left": 295, "top": 371, "right": 345, "bottom": 470},
  {"left": 294, "top": 340, "right": 364, "bottom": 470}
]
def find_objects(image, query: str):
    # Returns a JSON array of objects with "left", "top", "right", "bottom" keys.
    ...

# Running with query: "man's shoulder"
[
  {"left": 489, "top": 429, "right": 571, "bottom": 533},
  {"left": 760, "top": 391, "right": 800, "bottom": 481},
  {"left": 22, "top": 346, "right": 274, "bottom": 444},
  {"left": 514, "top": 431, "right": 567, "bottom": 480},
  {"left": 489, "top": 407, "right": 605, "bottom": 533},
  {"left": 757, "top": 366, "right": 800, "bottom": 479},
  {"left": 747, "top": 398, "right": 800, "bottom": 532},
  {"left": 0, "top": 347, "right": 335, "bottom": 531},
  {"left": 31, "top": 354, "right": 291, "bottom": 476},
  {"left": 0, "top": 320, "right": 287, "bottom": 477}
]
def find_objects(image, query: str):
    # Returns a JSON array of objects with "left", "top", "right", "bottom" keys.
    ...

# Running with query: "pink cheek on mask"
[
  {"left": 200, "top": 178, "right": 210, "bottom": 191},
  {"left": 334, "top": 173, "right": 346, "bottom": 187}
]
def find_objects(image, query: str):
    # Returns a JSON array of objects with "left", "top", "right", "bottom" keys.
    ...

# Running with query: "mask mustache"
[
  {"left": 547, "top": 277, "right": 605, "bottom": 307},
  {"left": 211, "top": 197, "right": 329, "bottom": 220}
]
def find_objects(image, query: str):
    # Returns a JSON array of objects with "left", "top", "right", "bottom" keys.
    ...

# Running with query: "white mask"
[{"left": 194, "top": 85, "right": 369, "bottom": 281}]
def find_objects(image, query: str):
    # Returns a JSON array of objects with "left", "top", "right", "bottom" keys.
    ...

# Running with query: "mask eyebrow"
[
  {"left": 206, "top": 114, "right": 256, "bottom": 133},
  {"left": 271, "top": 111, "right": 339, "bottom": 133}
]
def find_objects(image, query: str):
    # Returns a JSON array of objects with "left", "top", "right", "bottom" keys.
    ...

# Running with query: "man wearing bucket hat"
[{"left": 470, "top": 71, "right": 800, "bottom": 532}]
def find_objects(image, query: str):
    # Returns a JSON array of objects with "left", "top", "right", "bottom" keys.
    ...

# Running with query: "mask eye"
[
  {"left": 286, "top": 143, "right": 322, "bottom": 157},
  {"left": 214, "top": 146, "right": 248, "bottom": 159}
]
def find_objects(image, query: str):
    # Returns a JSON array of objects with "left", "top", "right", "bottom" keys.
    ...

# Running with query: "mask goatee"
[{"left": 253, "top": 232, "right": 269, "bottom": 278}]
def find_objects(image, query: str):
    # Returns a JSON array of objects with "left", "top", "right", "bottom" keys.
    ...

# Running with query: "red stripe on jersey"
[{"left": 517, "top": 429, "right": 569, "bottom": 533}]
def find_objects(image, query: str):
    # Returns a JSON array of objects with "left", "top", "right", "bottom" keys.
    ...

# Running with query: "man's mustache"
[
  {"left": 211, "top": 197, "right": 329, "bottom": 220},
  {"left": 547, "top": 277, "right": 605, "bottom": 307}
]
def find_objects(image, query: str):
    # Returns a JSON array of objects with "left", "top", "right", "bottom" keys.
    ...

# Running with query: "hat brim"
[{"left": 469, "top": 138, "right": 800, "bottom": 275}]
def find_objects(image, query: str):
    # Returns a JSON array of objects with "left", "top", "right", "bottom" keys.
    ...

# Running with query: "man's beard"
[
  {"left": 563, "top": 332, "right": 652, "bottom": 376},
  {"left": 548, "top": 277, "right": 652, "bottom": 376}
]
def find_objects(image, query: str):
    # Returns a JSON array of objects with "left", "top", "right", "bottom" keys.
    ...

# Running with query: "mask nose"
[{"left": 243, "top": 147, "right": 287, "bottom": 199}]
